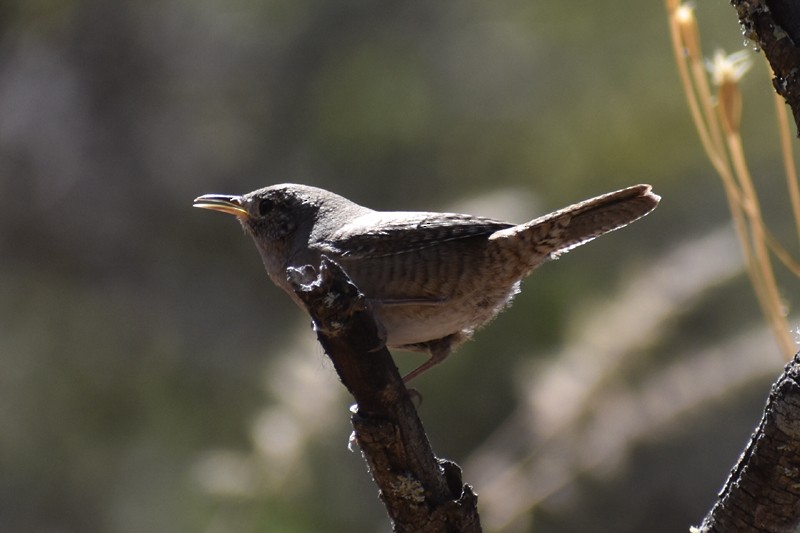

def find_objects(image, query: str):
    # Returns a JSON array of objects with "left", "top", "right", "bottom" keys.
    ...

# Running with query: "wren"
[{"left": 194, "top": 183, "right": 659, "bottom": 381}]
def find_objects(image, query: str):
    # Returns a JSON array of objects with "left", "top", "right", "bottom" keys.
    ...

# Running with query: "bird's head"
[{"left": 193, "top": 183, "right": 369, "bottom": 278}]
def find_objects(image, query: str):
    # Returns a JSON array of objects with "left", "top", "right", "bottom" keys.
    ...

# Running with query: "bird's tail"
[{"left": 488, "top": 184, "right": 660, "bottom": 273}]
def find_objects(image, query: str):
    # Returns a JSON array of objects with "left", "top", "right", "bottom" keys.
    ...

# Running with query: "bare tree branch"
[
  {"left": 287, "top": 257, "right": 481, "bottom": 533},
  {"left": 696, "top": 352, "right": 800, "bottom": 532},
  {"left": 732, "top": 0, "right": 800, "bottom": 134}
]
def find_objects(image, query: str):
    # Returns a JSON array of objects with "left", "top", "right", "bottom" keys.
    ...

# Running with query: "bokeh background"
[{"left": 2, "top": 1, "right": 797, "bottom": 531}]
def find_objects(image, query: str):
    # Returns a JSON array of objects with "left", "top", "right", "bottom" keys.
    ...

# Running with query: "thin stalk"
[
  {"left": 773, "top": 88, "right": 800, "bottom": 247},
  {"left": 726, "top": 130, "right": 794, "bottom": 357}
]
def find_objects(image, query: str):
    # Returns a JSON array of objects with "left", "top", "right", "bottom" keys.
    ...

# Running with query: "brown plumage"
[{"left": 194, "top": 183, "right": 660, "bottom": 381}]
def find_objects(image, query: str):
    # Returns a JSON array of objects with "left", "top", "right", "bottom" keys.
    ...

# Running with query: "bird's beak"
[{"left": 193, "top": 194, "right": 249, "bottom": 217}]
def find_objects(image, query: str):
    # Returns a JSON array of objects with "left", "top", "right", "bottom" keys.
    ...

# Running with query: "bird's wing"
[
  {"left": 309, "top": 212, "right": 513, "bottom": 304},
  {"left": 314, "top": 211, "right": 513, "bottom": 259}
]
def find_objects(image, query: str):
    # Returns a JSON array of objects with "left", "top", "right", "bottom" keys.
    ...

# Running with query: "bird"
[{"left": 193, "top": 183, "right": 659, "bottom": 382}]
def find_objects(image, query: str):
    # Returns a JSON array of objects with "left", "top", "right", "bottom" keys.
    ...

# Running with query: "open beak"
[{"left": 193, "top": 194, "right": 249, "bottom": 217}]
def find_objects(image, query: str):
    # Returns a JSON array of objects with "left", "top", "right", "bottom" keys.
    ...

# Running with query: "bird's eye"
[{"left": 258, "top": 198, "right": 274, "bottom": 216}]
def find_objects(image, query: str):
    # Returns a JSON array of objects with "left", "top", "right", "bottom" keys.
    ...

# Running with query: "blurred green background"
[{"left": 2, "top": 1, "right": 797, "bottom": 531}]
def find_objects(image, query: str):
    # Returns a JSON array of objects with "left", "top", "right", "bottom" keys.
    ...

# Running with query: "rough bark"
[
  {"left": 732, "top": 0, "right": 800, "bottom": 134},
  {"left": 696, "top": 352, "right": 800, "bottom": 532},
  {"left": 287, "top": 256, "right": 481, "bottom": 533}
]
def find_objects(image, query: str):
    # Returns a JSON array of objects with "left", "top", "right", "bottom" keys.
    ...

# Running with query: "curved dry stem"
[{"left": 667, "top": 0, "right": 796, "bottom": 360}]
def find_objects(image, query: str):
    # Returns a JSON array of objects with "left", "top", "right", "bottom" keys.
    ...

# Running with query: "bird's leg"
[
  {"left": 401, "top": 332, "right": 469, "bottom": 382},
  {"left": 401, "top": 349, "right": 449, "bottom": 383}
]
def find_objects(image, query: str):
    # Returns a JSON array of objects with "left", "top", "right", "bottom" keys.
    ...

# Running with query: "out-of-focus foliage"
[{"left": 0, "top": 1, "right": 794, "bottom": 532}]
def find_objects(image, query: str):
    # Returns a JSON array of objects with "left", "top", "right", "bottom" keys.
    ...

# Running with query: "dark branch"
[
  {"left": 287, "top": 257, "right": 481, "bottom": 533},
  {"left": 696, "top": 352, "right": 800, "bottom": 532},
  {"left": 732, "top": 0, "right": 800, "bottom": 134}
]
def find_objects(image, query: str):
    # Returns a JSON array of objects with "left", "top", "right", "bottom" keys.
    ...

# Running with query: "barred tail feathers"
[{"left": 488, "top": 184, "right": 660, "bottom": 271}]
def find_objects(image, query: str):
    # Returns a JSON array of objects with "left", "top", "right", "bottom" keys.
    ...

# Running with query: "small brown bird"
[{"left": 194, "top": 184, "right": 659, "bottom": 381}]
